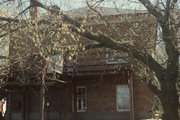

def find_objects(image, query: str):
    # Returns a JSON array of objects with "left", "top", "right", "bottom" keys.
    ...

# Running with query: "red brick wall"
[
  {"left": 45, "top": 85, "right": 73, "bottom": 112},
  {"left": 75, "top": 73, "right": 128, "bottom": 112},
  {"left": 75, "top": 73, "right": 154, "bottom": 115},
  {"left": 76, "top": 14, "right": 157, "bottom": 69},
  {"left": 133, "top": 76, "right": 154, "bottom": 118},
  {"left": 87, "top": 84, "right": 116, "bottom": 112},
  {"left": 9, "top": 73, "right": 154, "bottom": 120}
]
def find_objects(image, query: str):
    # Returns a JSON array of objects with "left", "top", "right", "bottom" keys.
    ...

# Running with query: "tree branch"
[
  {"left": 0, "top": 0, "right": 165, "bottom": 82},
  {"left": 30, "top": 0, "right": 164, "bottom": 79},
  {"left": 171, "top": 0, "right": 178, "bottom": 10},
  {"left": 147, "top": 80, "right": 161, "bottom": 96},
  {"left": 16, "top": 5, "right": 32, "bottom": 17},
  {"left": 160, "top": 24, "right": 179, "bottom": 66},
  {"left": 30, "top": 0, "right": 81, "bottom": 27},
  {"left": 71, "top": 25, "right": 164, "bottom": 78},
  {"left": 86, "top": 1, "right": 123, "bottom": 39},
  {"left": 0, "top": 19, "right": 51, "bottom": 38},
  {"left": 85, "top": 43, "right": 105, "bottom": 50},
  {"left": 176, "top": 23, "right": 180, "bottom": 29},
  {"left": 0, "top": 17, "right": 20, "bottom": 22},
  {"left": 138, "top": 0, "right": 164, "bottom": 20},
  {"left": 0, "top": 56, "right": 8, "bottom": 59}
]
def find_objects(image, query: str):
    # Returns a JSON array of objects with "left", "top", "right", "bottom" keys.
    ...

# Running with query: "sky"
[
  {"left": 42, "top": 0, "right": 146, "bottom": 11},
  {"left": 3, "top": 0, "right": 180, "bottom": 14},
  {"left": 0, "top": 0, "right": 147, "bottom": 17}
]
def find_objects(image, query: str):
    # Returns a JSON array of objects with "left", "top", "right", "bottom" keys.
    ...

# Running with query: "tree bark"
[
  {"left": 40, "top": 84, "right": 45, "bottom": 120},
  {"left": 159, "top": 79, "right": 179, "bottom": 120}
]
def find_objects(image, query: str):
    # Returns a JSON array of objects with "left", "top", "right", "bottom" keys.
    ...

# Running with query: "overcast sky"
[
  {"left": 42, "top": 0, "right": 146, "bottom": 11},
  {"left": 0, "top": 0, "right": 147, "bottom": 17}
]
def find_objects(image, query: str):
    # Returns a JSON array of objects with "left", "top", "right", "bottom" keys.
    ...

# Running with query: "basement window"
[
  {"left": 77, "top": 86, "right": 87, "bottom": 112},
  {"left": 116, "top": 85, "right": 130, "bottom": 111}
]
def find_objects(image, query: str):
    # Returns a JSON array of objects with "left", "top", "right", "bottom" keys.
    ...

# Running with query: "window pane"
[
  {"left": 77, "top": 87, "right": 87, "bottom": 112},
  {"left": 117, "top": 86, "right": 130, "bottom": 111}
]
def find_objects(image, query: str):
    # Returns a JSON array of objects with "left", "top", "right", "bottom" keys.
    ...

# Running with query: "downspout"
[{"left": 129, "top": 69, "right": 135, "bottom": 120}]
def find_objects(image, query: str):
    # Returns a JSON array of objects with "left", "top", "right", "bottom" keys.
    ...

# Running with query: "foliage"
[{"left": 0, "top": 0, "right": 180, "bottom": 120}]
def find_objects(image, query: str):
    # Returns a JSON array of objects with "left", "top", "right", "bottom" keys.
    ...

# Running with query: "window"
[
  {"left": 47, "top": 54, "right": 63, "bottom": 73},
  {"left": 106, "top": 52, "right": 128, "bottom": 64},
  {"left": 116, "top": 85, "right": 130, "bottom": 111},
  {"left": 47, "top": 45, "right": 77, "bottom": 73},
  {"left": 47, "top": 54, "right": 74, "bottom": 73},
  {"left": 77, "top": 86, "right": 87, "bottom": 112}
]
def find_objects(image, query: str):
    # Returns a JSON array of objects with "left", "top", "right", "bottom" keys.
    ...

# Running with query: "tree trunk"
[
  {"left": 40, "top": 84, "right": 45, "bottom": 120},
  {"left": 159, "top": 79, "right": 179, "bottom": 120}
]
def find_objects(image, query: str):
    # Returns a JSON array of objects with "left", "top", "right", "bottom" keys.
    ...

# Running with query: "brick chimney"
[{"left": 30, "top": 0, "right": 40, "bottom": 18}]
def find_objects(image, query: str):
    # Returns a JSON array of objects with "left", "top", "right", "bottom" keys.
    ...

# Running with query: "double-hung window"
[{"left": 77, "top": 86, "right": 87, "bottom": 112}]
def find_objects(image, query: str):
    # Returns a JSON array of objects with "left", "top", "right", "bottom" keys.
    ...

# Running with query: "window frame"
[
  {"left": 116, "top": 85, "right": 131, "bottom": 112},
  {"left": 76, "top": 86, "right": 87, "bottom": 112}
]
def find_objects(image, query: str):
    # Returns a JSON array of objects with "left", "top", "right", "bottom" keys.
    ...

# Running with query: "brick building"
[{"left": 3, "top": 7, "right": 156, "bottom": 120}]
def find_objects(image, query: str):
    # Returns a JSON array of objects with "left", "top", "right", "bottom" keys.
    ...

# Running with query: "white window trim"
[
  {"left": 116, "top": 85, "right": 131, "bottom": 112},
  {"left": 77, "top": 86, "right": 87, "bottom": 112}
]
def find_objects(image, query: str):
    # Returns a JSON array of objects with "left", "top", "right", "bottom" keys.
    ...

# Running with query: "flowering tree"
[{"left": 0, "top": 0, "right": 180, "bottom": 120}]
